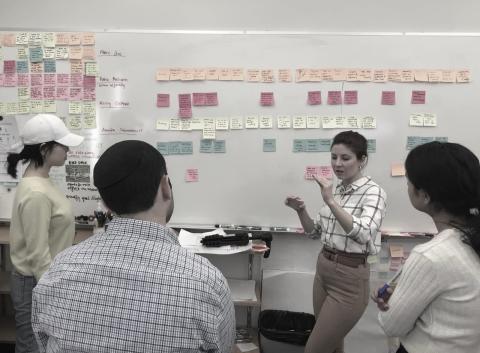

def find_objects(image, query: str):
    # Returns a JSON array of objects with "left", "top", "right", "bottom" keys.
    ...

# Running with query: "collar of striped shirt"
[
  {"left": 106, "top": 216, "right": 179, "bottom": 244},
  {"left": 336, "top": 176, "right": 371, "bottom": 194}
]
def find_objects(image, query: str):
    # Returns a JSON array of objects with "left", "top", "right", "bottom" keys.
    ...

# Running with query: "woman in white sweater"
[
  {"left": 7, "top": 114, "right": 83, "bottom": 353},
  {"left": 372, "top": 141, "right": 480, "bottom": 353}
]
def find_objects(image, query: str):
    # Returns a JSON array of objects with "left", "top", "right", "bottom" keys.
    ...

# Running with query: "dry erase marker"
[
  {"left": 270, "top": 226, "right": 289, "bottom": 232},
  {"left": 378, "top": 269, "right": 402, "bottom": 299}
]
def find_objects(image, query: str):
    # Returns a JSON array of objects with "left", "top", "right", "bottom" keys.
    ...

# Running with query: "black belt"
[{"left": 321, "top": 246, "right": 367, "bottom": 268}]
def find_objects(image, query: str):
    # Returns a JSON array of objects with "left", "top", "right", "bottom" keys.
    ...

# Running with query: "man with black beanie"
[{"left": 31, "top": 140, "right": 236, "bottom": 353}]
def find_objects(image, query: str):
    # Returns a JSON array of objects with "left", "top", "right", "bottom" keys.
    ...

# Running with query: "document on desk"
[{"left": 178, "top": 229, "right": 252, "bottom": 254}]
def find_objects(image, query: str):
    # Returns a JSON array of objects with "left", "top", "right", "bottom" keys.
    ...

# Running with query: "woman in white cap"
[{"left": 6, "top": 114, "right": 84, "bottom": 353}]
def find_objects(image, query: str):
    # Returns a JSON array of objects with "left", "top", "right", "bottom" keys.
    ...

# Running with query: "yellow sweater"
[{"left": 10, "top": 176, "right": 75, "bottom": 280}]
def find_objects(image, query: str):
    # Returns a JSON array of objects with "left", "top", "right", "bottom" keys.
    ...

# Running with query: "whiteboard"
[{"left": 1, "top": 33, "right": 479, "bottom": 232}]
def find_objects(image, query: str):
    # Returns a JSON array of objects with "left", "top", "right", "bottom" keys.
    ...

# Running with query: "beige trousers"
[{"left": 305, "top": 252, "right": 370, "bottom": 353}]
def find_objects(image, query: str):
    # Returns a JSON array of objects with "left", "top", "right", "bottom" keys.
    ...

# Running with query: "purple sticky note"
[
  {"left": 381, "top": 91, "right": 396, "bottom": 105},
  {"left": 327, "top": 91, "right": 342, "bottom": 105},
  {"left": 411, "top": 90, "right": 426, "bottom": 104},
  {"left": 260, "top": 92, "right": 274, "bottom": 106},
  {"left": 308, "top": 91, "right": 321, "bottom": 105},
  {"left": 344, "top": 90, "right": 358, "bottom": 104},
  {"left": 157, "top": 94, "right": 170, "bottom": 107}
]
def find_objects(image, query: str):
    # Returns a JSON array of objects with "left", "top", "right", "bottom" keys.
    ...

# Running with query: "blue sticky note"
[
  {"left": 200, "top": 139, "right": 213, "bottom": 153},
  {"left": 16, "top": 61, "right": 29, "bottom": 73},
  {"left": 213, "top": 140, "right": 226, "bottom": 153},
  {"left": 157, "top": 142, "right": 169, "bottom": 155},
  {"left": 367, "top": 139, "right": 376, "bottom": 153},
  {"left": 29, "top": 47, "right": 43, "bottom": 63},
  {"left": 318, "top": 139, "right": 332, "bottom": 152},
  {"left": 180, "top": 141, "right": 193, "bottom": 154},
  {"left": 168, "top": 141, "right": 182, "bottom": 155},
  {"left": 406, "top": 136, "right": 434, "bottom": 150},
  {"left": 293, "top": 139, "right": 306, "bottom": 153},
  {"left": 43, "top": 59, "right": 56, "bottom": 73},
  {"left": 263, "top": 139, "right": 276, "bottom": 152}
]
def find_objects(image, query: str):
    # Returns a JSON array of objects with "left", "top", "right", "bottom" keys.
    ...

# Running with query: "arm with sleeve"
[
  {"left": 347, "top": 186, "right": 386, "bottom": 244},
  {"left": 19, "top": 191, "right": 53, "bottom": 281},
  {"left": 378, "top": 251, "right": 442, "bottom": 337}
]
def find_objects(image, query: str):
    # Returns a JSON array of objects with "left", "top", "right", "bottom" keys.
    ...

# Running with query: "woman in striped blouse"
[{"left": 285, "top": 130, "right": 387, "bottom": 353}]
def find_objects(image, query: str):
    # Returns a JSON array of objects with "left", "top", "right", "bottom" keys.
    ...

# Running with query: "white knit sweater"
[{"left": 379, "top": 228, "right": 480, "bottom": 353}]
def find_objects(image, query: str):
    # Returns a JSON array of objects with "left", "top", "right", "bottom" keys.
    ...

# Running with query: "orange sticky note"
[{"left": 391, "top": 163, "right": 405, "bottom": 177}]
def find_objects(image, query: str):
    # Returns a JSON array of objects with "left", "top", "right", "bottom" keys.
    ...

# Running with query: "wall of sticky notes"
[{"left": 1, "top": 32, "right": 479, "bottom": 232}]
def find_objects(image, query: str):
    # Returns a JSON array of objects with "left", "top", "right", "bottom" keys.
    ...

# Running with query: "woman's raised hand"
[{"left": 312, "top": 175, "right": 334, "bottom": 205}]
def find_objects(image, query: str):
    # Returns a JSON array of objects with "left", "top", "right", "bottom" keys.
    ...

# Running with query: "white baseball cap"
[{"left": 11, "top": 114, "right": 84, "bottom": 152}]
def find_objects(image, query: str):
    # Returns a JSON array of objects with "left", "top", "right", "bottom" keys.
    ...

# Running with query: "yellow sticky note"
[{"left": 390, "top": 245, "right": 404, "bottom": 258}]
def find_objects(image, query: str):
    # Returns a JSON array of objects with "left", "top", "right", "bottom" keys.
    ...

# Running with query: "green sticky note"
[
  {"left": 168, "top": 141, "right": 182, "bottom": 155},
  {"left": 200, "top": 139, "right": 213, "bottom": 153},
  {"left": 318, "top": 139, "right": 332, "bottom": 152},
  {"left": 180, "top": 141, "right": 193, "bottom": 154},
  {"left": 293, "top": 139, "right": 306, "bottom": 152},
  {"left": 367, "top": 139, "right": 376, "bottom": 153},
  {"left": 29, "top": 47, "right": 43, "bottom": 63},
  {"left": 213, "top": 140, "right": 226, "bottom": 153},
  {"left": 263, "top": 139, "right": 276, "bottom": 152},
  {"left": 157, "top": 143, "right": 169, "bottom": 155}
]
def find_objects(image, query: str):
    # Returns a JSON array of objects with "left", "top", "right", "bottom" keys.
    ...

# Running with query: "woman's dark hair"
[
  {"left": 331, "top": 130, "right": 368, "bottom": 160},
  {"left": 405, "top": 141, "right": 480, "bottom": 257},
  {"left": 6, "top": 142, "right": 57, "bottom": 178}
]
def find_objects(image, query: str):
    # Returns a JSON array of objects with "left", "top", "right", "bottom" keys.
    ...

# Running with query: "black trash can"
[{"left": 258, "top": 310, "right": 316, "bottom": 353}]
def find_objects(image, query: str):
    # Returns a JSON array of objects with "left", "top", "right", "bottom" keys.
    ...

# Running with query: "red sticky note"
[
  {"left": 308, "top": 91, "right": 321, "bottom": 105},
  {"left": 192, "top": 93, "right": 206, "bottom": 106},
  {"left": 260, "top": 92, "right": 274, "bottom": 106},
  {"left": 205, "top": 92, "right": 218, "bottom": 106},
  {"left": 327, "top": 91, "right": 342, "bottom": 105},
  {"left": 185, "top": 168, "right": 199, "bottom": 182},
  {"left": 411, "top": 90, "right": 426, "bottom": 104},
  {"left": 178, "top": 93, "right": 192, "bottom": 118},
  {"left": 344, "top": 90, "right": 358, "bottom": 104},
  {"left": 156, "top": 93, "right": 170, "bottom": 107},
  {"left": 83, "top": 76, "right": 96, "bottom": 89},
  {"left": 381, "top": 91, "right": 395, "bottom": 105}
]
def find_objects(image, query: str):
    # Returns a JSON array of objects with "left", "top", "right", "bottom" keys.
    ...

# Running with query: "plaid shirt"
[
  {"left": 313, "top": 176, "right": 387, "bottom": 254},
  {"left": 32, "top": 217, "right": 235, "bottom": 353}
]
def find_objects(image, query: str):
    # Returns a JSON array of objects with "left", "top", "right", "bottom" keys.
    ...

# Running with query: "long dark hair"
[
  {"left": 6, "top": 142, "right": 57, "bottom": 178},
  {"left": 405, "top": 141, "right": 480, "bottom": 257}
]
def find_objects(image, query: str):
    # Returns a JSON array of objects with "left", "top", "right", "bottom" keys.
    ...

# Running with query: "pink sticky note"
[
  {"left": 3, "top": 60, "right": 16, "bottom": 74},
  {"left": 0, "top": 74, "right": 4, "bottom": 86},
  {"left": 178, "top": 93, "right": 192, "bottom": 108},
  {"left": 83, "top": 76, "right": 96, "bottom": 89},
  {"left": 31, "top": 86, "right": 43, "bottom": 99},
  {"left": 304, "top": 166, "right": 333, "bottom": 180},
  {"left": 70, "top": 73, "right": 83, "bottom": 87},
  {"left": 83, "top": 87, "right": 96, "bottom": 101},
  {"left": 192, "top": 93, "right": 207, "bottom": 106},
  {"left": 344, "top": 90, "right": 358, "bottom": 104},
  {"left": 69, "top": 87, "right": 83, "bottom": 100},
  {"left": 4, "top": 73, "right": 17, "bottom": 87},
  {"left": 327, "top": 91, "right": 342, "bottom": 105},
  {"left": 308, "top": 91, "right": 321, "bottom": 105},
  {"left": 56, "top": 87, "right": 69, "bottom": 100},
  {"left": 411, "top": 90, "right": 426, "bottom": 104},
  {"left": 43, "top": 86, "right": 55, "bottom": 99},
  {"left": 381, "top": 91, "right": 395, "bottom": 105},
  {"left": 205, "top": 92, "right": 218, "bottom": 106},
  {"left": 185, "top": 168, "right": 199, "bottom": 182},
  {"left": 305, "top": 166, "right": 319, "bottom": 180},
  {"left": 17, "top": 74, "right": 29, "bottom": 87},
  {"left": 44, "top": 73, "right": 56, "bottom": 86},
  {"left": 156, "top": 94, "right": 170, "bottom": 107},
  {"left": 318, "top": 166, "right": 333, "bottom": 179},
  {"left": 31, "top": 74, "right": 43, "bottom": 86},
  {"left": 260, "top": 92, "right": 274, "bottom": 106},
  {"left": 57, "top": 74, "right": 70, "bottom": 86},
  {"left": 179, "top": 107, "right": 192, "bottom": 118}
]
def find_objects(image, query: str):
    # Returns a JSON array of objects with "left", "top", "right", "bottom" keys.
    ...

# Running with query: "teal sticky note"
[
  {"left": 305, "top": 139, "right": 321, "bottom": 152},
  {"left": 168, "top": 141, "right": 182, "bottom": 155},
  {"left": 16, "top": 61, "right": 29, "bottom": 73},
  {"left": 263, "top": 139, "right": 276, "bottom": 152},
  {"left": 200, "top": 139, "right": 213, "bottom": 153},
  {"left": 406, "top": 136, "right": 433, "bottom": 150},
  {"left": 29, "top": 47, "right": 43, "bottom": 63},
  {"left": 293, "top": 139, "right": 306, "bottom": 152},
  {"left": 43, "top": 59, "right": 56, "bottom": 73},
  {"left": 318, "top": 139, "right": 332, "bottom": 152},
  {"left": 435, "top": 136, "right": 448, "bottom": 143},
  {"left": 157, "top": 142, "right": 169, "bottom": 155},
  {"left": 367, "top": 139, "right": 376, "bottom": 153},
  {"left": 213, "top": 140, "right": 226, "bottom": 153},
  {"left": 180, "top": 141, "right": 193, "bottom": 154}
]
